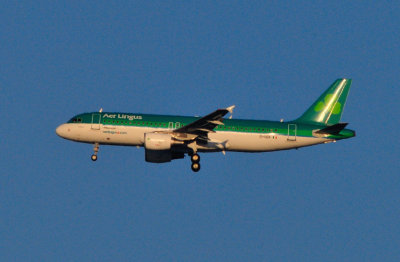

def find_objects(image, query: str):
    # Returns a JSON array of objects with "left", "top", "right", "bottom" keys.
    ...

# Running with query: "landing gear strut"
[
  {"left": 190, "top": 153, "right": 200, "bottom": 172},
  {"left": 91, "top": 143, "right": 99, "bottom": 161}
]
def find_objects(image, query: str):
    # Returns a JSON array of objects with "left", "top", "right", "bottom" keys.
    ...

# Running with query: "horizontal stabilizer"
[{"left": 315, "top": 123, "right": 348, "bottom": 135}]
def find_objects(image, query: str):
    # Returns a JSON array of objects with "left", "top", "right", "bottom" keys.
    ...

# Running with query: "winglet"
[
  {"left": 226, "top": 105, "right": 235, "bottom": 119},
  {"left": 226, "top": 105, "right": 235, "bottom": 113}
]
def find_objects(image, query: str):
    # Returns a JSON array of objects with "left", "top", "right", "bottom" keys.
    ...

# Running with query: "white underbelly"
[
  {"left": 208, "top": 131, "right": 329, "bottom": 152},
  {"left": 67, "top": 124, "right": 329, "bottom": 152}
]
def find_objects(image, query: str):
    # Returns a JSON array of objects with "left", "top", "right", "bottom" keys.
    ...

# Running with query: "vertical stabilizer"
[{"left": 296, "top": 79, "right": 352, "bottom": 125}]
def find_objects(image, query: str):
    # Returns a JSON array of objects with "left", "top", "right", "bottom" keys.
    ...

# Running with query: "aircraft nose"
[{"left": 56, "top": 124, "right": 69, "bottom": 138}]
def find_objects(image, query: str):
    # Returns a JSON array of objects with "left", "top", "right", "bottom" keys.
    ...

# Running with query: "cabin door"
[
  {"left": 287, "top": 124, "right": 297, "bottom": 141},
  {"left": 91, "top": 113, "right": 101, "bottom": 130}
]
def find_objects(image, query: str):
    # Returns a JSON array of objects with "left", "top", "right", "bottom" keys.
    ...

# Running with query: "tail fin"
[{"left": 296, "top": 78, "right": 352, "bottom": 125}]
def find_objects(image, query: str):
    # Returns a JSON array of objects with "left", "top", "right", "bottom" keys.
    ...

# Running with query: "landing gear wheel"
[
  {"left": 191, "top": 162, "right": 200, "bottom": 172},
  {"left": 191, "top": 154, "right": 200, "bottom": 163},
  {"left": 91, "top": 143, "right": 99, "bottom": 162}
]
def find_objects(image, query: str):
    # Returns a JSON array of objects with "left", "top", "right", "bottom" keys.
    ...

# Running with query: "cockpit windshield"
[{"left": 68, "top": 117, "right": 82, "bottom": 123}]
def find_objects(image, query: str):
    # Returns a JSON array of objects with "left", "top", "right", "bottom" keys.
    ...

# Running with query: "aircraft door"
[
  {"left": 91, "top": 113, "right": 101, "bottom": 130},
  {"left": 287, "top": 124, "right": 296, "bottom": 141}
]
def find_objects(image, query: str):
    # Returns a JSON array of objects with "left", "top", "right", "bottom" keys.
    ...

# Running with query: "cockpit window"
[{"left": 69, "top": 117, "right": 82, "bottom": 123}]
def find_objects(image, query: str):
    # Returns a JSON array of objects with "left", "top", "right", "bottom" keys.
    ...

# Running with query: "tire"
[
  {"left": 191, "top": 154, "right": 200, "bottom": 163},
  {"left": 191, "top": 162, "right": 200, "bottom": 172}
]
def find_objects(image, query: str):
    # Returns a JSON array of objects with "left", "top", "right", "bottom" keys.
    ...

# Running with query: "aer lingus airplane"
[{"left": 56, "top": 78, "right": 355, "bottom": 172}]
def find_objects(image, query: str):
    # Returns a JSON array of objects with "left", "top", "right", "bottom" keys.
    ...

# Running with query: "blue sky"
[{"left": 1, "top": 1, "right": 399, "bottom": 261}]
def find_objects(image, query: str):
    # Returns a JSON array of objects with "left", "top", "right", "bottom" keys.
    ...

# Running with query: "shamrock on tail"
[{"left": 314, "top": 94, "right": 342, "bottom": 114}]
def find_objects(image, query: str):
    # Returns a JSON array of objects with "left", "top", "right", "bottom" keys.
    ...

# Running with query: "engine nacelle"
[
  {"left": 144, "top": 133, "right": 172, "bottom": 150},
  {"left": 144, "top": 133, "right": 185, "bottom": 163},
  {"left": 145, "top": 149, "right": 172, "bottom": 163}
]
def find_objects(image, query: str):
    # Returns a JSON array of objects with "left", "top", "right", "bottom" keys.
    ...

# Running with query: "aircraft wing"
[{"left": 174, "top": 105, "right": 235, "bottom": 135}]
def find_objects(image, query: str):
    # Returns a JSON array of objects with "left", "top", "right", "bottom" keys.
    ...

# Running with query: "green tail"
[{"left": 296, "top": 78, "right": 352, "bottom": 125}]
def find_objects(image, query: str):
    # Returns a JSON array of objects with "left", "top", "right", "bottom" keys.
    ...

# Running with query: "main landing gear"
[
  {"left": 190, "top": 153, "right": 201, "bottom": 172},
  {"left": 91, "top": 143, "right": 99, "bottom": 161}
]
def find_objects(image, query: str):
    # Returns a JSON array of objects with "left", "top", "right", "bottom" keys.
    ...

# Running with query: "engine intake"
[
  {"left": 144, "top": 133, "right": 184, "bottom": 163},
  {"left": 144, "top": 133, "right": 172, "bottom": 150}
]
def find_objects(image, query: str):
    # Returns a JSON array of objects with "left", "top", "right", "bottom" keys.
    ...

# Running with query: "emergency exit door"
[
  {"left": 287, "top": 124, "right": 297, "bottom": 141},
  {"left": 91, "top": 113, "right": 101, "bottom": 130}
]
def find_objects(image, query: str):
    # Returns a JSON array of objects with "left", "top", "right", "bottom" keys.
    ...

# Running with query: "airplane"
[{"left": 56, "top": 78, "right": 355, "bottom": 172}]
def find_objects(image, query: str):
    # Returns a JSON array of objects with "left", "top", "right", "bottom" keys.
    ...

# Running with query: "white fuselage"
[{"left": 56, "top": 123, "right": 331, "bottom": 153}]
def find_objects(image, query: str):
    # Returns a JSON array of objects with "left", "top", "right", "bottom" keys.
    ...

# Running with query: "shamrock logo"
[{"left": 314, "top": 94, "right": 342, "bottom": 115}]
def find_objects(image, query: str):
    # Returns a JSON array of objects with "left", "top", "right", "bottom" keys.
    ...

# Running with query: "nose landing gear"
[
  {"left": 91, "top": 143, "right": 99, "bottom": 161},
  {"left": 190, "top": 153, "right": 200, "bottom": 172}
]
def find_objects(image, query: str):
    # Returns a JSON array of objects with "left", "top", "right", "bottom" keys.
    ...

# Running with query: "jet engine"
[
  {"left": 144, "top": 133, "right": 173, "bottom": 150},
  {"left": 144, "top": 133, "right": 184, "bottom": 163}
]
